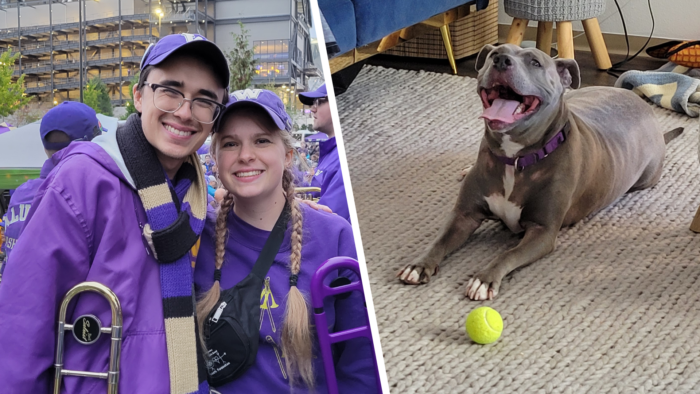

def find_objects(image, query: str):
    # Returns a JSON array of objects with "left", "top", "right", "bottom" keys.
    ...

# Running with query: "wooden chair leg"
[
  {"left": 378, "top": 31, "right": 401, "bottom": 52},
  {"left": 556, "top": 21, "right": 574, "bottom": 59},
  {"left": 582, "top": 17, "right": 612, "bottom": 70},
  {"left": 536, "top": 22, "right": 553, "bottom": 55},
  {"left": 690, "top": 205, "right": 700, "bottom": 233},
  {"left": 506, "top": 18, "right": 528, "bottom": 46},
  {"left": 439, "top": 24, "right": 458, "bottom": 75}
]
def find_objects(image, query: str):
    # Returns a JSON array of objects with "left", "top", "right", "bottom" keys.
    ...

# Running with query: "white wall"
[
  {"left": 497, "top": 0, "right": 699, "bottom": 41},
  {"left": 215, "top": 0, "right": 290, "bottom": 19}
]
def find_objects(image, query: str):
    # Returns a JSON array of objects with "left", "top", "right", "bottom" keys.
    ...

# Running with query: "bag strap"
[{"left": 251, "top": 203, "right": 291, "bottom": 279}]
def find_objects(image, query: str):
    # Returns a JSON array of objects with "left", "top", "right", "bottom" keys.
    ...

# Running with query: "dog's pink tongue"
[{"left": 480, "top": 98, "right": 520, "bottom": 123}]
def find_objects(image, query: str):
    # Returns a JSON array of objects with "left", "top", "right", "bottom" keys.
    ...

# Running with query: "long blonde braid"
[{"left": 280, "top": 162, "right": 315, "bottom": 389}]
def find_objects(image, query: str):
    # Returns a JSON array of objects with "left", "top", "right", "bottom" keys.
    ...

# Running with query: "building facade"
[{"left": 0, "top": 0, "right": 317, "bottom": 107}]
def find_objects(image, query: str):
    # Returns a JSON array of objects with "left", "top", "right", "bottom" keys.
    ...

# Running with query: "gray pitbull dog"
[{"left": 397, "top": 44, "right": 682, "bottom": 300}]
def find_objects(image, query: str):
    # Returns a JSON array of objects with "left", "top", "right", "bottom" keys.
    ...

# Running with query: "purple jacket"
[
  {"left": 2, "top": 158, "right": 56, "bottom": 264},
  {"left": 194, "top": 204, "right": 377, "bottom": 393},
  {"left": 0, "top": 131, "right": 175, "bottom": 393},
  {"left": 311, "top": 137, "right": 350, "bottom": 222}
]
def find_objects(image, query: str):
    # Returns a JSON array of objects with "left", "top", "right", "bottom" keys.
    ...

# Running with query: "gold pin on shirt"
[{"left": 260, "top": 277, "right": 278, "bottom": 332}]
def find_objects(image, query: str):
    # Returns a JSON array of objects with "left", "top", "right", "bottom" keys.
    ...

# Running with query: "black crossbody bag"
[{"left": 204, "top": 204, "right": 290, "bottom": 387}]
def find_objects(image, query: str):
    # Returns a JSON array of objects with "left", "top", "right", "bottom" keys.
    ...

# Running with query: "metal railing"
[
  {"left": 93, "top": 70, "right": 131, "bottom": 79},
  {"left": 86, "top": 49, "right": 146, "bottom": 61},
  {"left": 24, "top": 40, "right": 79, "bottom": 49},
  {"left": 85, "top": 28, "right": 153, "bottom": 41},
  {"left": 25, "top": 80, "right": 51, "bottom": 89},
  {"left": 0, "top": 12, "right": 149, "bottom": 38},
  {"left": 54, "top": 77, "right": 80, "bottom": 87}
]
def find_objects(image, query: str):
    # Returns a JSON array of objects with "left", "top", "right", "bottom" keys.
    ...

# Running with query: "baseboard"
[{"left": 497, "top": 24, "right": 670, "bottom": 57}]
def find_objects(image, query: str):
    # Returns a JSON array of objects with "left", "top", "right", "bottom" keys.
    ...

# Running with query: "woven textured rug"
[{"left": 338, "top": 65, "right": 700, "bottom": 394}]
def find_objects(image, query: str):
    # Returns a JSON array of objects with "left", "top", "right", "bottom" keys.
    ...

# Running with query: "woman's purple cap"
[{"left": 216, "top": 89, "right": 293, "bottom": 132}]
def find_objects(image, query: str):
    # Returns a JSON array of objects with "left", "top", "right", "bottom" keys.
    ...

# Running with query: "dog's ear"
[
  {"left": 475, "top": 44, "right": 497, "bottom": 72},
  {"left": 554, "top": 58, "right": 581, "bottom": 89}
]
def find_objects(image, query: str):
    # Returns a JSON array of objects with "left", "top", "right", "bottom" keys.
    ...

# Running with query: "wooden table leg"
[
  {"left": 557, "top": 21, "right": 574, "bottom": 59},
  {"left": 582, "top": 17, "right": 612, "bottom": 70},
  {"left": 506, "top": 18, "right": 528, "bottom": 46},
  {"left": 536, "top": 21, "right": 553, "bottom": 56}
]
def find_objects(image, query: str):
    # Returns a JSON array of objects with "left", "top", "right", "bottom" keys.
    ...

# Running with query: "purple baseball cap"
[
  {"left": 216, "top": 89, "right": 293, "bottom": 132},
  {"left": 40, "top": 101, "right": 100, "bottom": 151},
  {"left": 298, "top": 83, "right": 327, "bottom": 105},
  {"left": 140, "top": 33, "right": 229, "bottom": 88}
]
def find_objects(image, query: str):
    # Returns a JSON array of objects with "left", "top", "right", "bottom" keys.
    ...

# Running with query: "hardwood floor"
[{"left": 364, "top": 48, "right": 667, "bottom": 88}]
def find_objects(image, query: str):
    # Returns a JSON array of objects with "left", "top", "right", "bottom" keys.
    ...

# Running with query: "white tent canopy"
[
  {"left": 0, "top": 115, "right": 121, "bottom": 169},
  {"left": 0, "top": 121, "right": 45, "bottom": 168}
]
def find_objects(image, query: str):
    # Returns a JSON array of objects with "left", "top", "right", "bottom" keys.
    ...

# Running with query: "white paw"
[
  {"left": 465, "top": 277, "right": 497, "bottom": 300},
  {"left": 457, "top": 165, "right": 473, "bottom": 182},
  {"left": 397, "top": 264, "right": 438, "bottom": 285}
]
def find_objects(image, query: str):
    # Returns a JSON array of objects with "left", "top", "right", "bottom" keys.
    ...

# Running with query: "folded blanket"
[{"left": 614, "top": 62, "right": 700, "bottom": 117}]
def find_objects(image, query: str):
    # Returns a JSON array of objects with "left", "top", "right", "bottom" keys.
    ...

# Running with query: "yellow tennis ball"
[{"left": 465, "top": 307, "right": 503, "bottom": 344}]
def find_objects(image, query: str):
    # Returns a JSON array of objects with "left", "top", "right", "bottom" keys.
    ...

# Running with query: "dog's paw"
[
  {"left": 465, "top": 277, "right": 499, "bottom": 300},
  {"left": 397, "top": 264, "right": 439, "bottom": 285},
  {"left": 457, "top": 165, "right": 473, "bottom": 182}
]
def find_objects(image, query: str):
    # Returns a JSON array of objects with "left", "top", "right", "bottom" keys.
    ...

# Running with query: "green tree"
[
  {"left": 84, "top": 76, "right": 113, "bottom": 116},
  {"left": 120, "top": 71, "right": 140, "bottom": 120},
  {"left": 226, "top": 22, "right": 257, "bottom": 90},
  {"left": 0, "top": 51, "right": 31, "bottom": 118}
]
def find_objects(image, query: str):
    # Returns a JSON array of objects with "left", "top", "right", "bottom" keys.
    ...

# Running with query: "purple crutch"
[{"left": 310, "top": 256, "right": 383, "bottom": 394}]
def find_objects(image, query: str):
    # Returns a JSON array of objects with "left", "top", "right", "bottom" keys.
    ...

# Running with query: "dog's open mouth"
[{"left": 479, "top": 85, "right": 541, "bottom": 126}]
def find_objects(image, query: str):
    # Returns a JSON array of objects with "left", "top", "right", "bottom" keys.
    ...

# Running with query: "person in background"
[
  {"left": 298, "top": 84, "right": 351, "bottom": 222},
  {"left": 207, "top": 175, "right": 218, "bottom": 197},
  {"left": 1, "top": 101, "right": 101, "bottom": 269},
  {"left": 204, "top": 154, "right": 214, "bottom": 175}
]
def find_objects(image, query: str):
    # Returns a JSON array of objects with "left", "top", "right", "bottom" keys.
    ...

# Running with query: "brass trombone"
[
  {"left": 294, "top": 187, "right": 322, "bottom": 202},
  {"left": 54, "top": 282, "right": 123, "bottom": 394}
]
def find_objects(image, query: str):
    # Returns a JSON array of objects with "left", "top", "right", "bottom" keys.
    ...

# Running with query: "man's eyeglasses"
[
  {"left": 145, "top": 82, "right": 225, "bottom": 124},
  {"left": 312, "top": 97, "right": 328, "bottom": 108}
]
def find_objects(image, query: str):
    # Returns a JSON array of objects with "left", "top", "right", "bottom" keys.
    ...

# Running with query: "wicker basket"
[
  {"left": 504, "top": 0, "right": 605, "bottom": 22},
  {"left": 384, "top": 0, "right": 498, "bottom": 61}
]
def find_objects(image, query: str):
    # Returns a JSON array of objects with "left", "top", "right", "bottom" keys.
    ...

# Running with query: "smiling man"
[
  {"left": 299, "top": 84, "right": 350, "bottom": 222},
  {"left": 0, "top": 33, "right": 229, "bottom": 393}
]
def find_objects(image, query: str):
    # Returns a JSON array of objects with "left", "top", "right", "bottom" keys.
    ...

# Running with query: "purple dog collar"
[{"left": 492, "top": 124, "right": 569, "bottom": 171}]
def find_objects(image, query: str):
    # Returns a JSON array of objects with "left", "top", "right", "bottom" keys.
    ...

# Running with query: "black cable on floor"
[{"left": 605, "top": 0, "right": 655, "bottom": 78}]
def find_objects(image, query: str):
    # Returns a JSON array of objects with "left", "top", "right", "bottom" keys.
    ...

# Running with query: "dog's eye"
[{"left": 531, "top": 59, "right": 541, "bottom": 68}]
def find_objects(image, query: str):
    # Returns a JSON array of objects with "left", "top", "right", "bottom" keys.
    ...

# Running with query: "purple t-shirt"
[{"left": 194, "top": 204, "right": 377, "bottom": 393}]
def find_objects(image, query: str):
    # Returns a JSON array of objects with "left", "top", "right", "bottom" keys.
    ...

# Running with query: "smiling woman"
[{"left": 193, "top": 88, "right": 379, "bottom": 393}]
